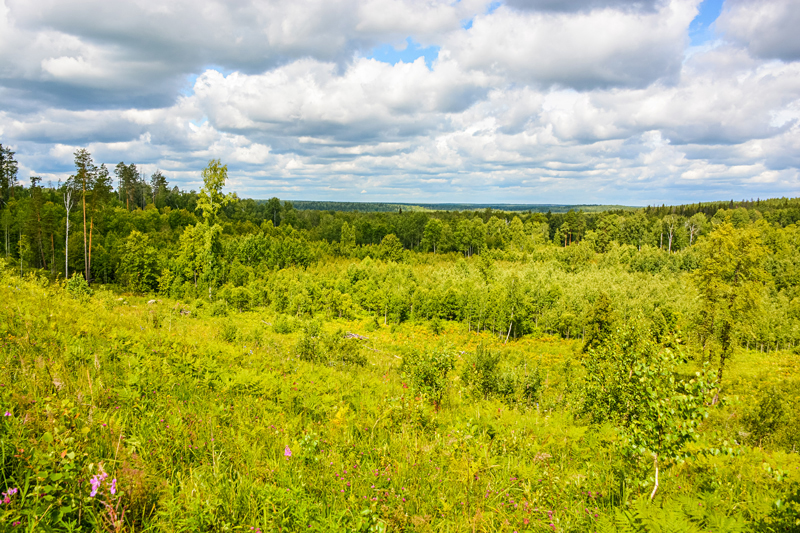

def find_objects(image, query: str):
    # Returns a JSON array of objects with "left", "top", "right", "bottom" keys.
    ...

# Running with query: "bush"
[
  {"left": 209, "top": 300, "right": 229, "bottom": 317},
  {"left": 461, "top": 344, "right": 500, "bottom": 399},
  {"left": 247, "top": 326, "right": 265, "bottom": 348},
  {"left": 496, "top": 369, "right": 518, "bottom": 401},
  {"left": 220, "top": 322, "right": 238, "bottom": 343},
  {"left": 65, "top": 272, "right": 93, "bottom": 298},
  {"left": 274, "top": 314, "right": 299, "bottom": 334},
  {"left": 321, "top": 329, "right": 367, "bottom": 367},
  {"left": 228, "top": 286, "right": 252, "bottom": 312},
  {"left": 744, "top": 387, "right": 786, "bottom": 446},
  {"left": 296, "top": 320, "right": 323, "bottom": 362},
  {"left": 402, "top": 345, "right": 456, "bottom": 409},
  {"left": 522, "top": 366, "right": 543, "bottom": 404},
  {"left": 296, "top": 325, "right": 367, "bottom": 367}
]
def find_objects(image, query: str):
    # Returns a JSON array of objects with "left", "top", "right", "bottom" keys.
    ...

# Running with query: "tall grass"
[{"left": 1, "top": 266, "right": 798, "bottom": 531}]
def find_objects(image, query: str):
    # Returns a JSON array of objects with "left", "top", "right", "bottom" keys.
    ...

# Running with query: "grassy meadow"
[{"left": 2, "top": 260, "right": 800, "bottom": 532}]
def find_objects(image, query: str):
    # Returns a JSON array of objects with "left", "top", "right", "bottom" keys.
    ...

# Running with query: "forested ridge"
[
  {"left": 1, "top": 148, "right": 800, "bottom": 531},
  {"left": 282, "top": 200, "right": 637, "bottom": 213},
  {"left": 1, "top": 147, "right": 799, "bottom": 350}
]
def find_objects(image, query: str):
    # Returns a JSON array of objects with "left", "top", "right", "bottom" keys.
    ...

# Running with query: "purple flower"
[
  {"left": 89, "top": 472, "right": 108, "bottom": 497},
  {"left": 284, "top": 445, "right": 292, "bottom": 458},
  {"left": 3, "top": 411, "right": 10, "bottom": 416},
  {"left": 1, "top": 487, "right": 19, "bottom": 505},
  {"left": 110, "top": 478, "right": 117, "bottom": 495}
]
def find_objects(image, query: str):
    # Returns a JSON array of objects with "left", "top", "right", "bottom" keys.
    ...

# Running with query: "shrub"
[
  {"left": 461, "top": 344, "right": 500, "bottom": 399},
  {"left": 296, "top": 320, "right": 323, "bottom": 362},
  {"left": 209, "top": 300, "right": 229, "bottom": 317},
  {"left": 65, "top": 272, "right": 93, "bottom": 297},
  {"left": 220, "top": 322, "right": 238, "bottom": 343},
  {"left": 496, "top": 369, "right": 518, "bottom": 402},
  {"left": 321, "top": 329, "right": 367, "bottom": 367},
  {"left": 744, "top": 387, "right": 786, "bottom": 446},
  {"left": 753, "top": 483, "right": 800, "bottom": 532},
  {"left": 273, "top": 314, "right": 299, "bottom": 334},
  {"left": 522, "top": 366, "right": 543, "bottom": 404},
  {"left": 402, "top": 345, "right": 456, "bottom": 409},
  {"left": 581, "top": 324, "right": 718, "bottom": 499},
  {"left": 228, "top": 286, "right": 252, "bottom": 312}
]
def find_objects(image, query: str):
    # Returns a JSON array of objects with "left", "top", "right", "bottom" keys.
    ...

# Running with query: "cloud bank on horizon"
[{"left": 0, "top": 0, "right": 798, "bottom": 205}]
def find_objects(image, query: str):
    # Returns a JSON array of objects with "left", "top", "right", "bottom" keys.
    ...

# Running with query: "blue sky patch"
[
  {"left": 689, "top": 0, "right": 724, "bottom": 46},
  {"left": 181, "top": 66, "right": 237, "bottom": 96},
  {"left": 367, "top": 37, "right": 440, "bottom": 69},
  {"left": 181, "top": 74, "right": 199, "bottom": 97}
]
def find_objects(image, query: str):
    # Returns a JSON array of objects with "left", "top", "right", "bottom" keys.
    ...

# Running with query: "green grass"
[{"left": 1, "top": 269, "right": 799, "bottom": 532}]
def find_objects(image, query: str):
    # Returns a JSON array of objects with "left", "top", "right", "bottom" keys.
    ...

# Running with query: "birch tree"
[
  {"left": 73, "top": 149, "right": 96, "bottom": 284},
  {"left": 694, "top": 222, "right": 769, "bottom": 384},
  {"left": 62, "top": 182, "right": 75, "bottom": 279},
  {"left": 685, "top": 212, "right": 706, "bottom": 246}
]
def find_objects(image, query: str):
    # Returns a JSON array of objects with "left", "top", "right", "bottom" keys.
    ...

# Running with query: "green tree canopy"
[
  {"left": 117, "top": 230, "right": 159, "bottom": 293},
  {"left": 197, "top": 159, "right": 234, "bottom": 224},
  {"left": 694, "top": 222, "right": 769, "bottom": 383}
]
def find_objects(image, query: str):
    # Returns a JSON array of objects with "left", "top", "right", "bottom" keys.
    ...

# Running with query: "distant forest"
[{"left": 280, "top": 200, "right": 639, "bottom": 213}]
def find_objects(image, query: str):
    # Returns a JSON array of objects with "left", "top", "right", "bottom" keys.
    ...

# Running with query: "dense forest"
[{"left": 1, "top": 147, "right": 800, "bottom": 531}]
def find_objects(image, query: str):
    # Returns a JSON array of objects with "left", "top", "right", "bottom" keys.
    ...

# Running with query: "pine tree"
[
  {"left": 74, "top": 149, "right": 96, "bottom": 284},
  {"left": 0, "top": 144, "right": 18, "bottom": 211}
]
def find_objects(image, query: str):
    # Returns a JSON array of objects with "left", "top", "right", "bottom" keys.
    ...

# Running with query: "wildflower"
[
  {"left": 89, "top": 471, "right": 108, "bottom": 497},
  {"left": 284, "top": 445, "right": 292, "bottom": 458},
  {"left": 2, "top": 487, "right": 19, "bottom": 504},
  {"left": 110, "top": 478, "right": 117, "bottom": 495},
  {"left": 3, "top": 411, "right": 10, "bottom": 416}
]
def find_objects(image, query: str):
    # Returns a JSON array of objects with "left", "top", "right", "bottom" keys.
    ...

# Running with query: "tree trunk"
[
  {"left": 649, "top": 454, "right": 659, "bottom": 500},
  {"left": 88, "top": 218, "right": 93, "bottom": 283},
  {"left": 37, "top": 211, "right": 46, "bottom": 269},
  {"left": 504, "top": 312, "right": 514, "bottom": 344},
  {"left": 65, "top": 213, "right": 70, "bottom": 278},
  {"left": 82, "top": 180, "right": 88, "bottom": 283}
]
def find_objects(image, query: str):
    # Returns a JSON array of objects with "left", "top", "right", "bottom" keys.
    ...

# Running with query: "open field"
[{"left": 2, "top": 263, "right": 799, "bottom": 532}]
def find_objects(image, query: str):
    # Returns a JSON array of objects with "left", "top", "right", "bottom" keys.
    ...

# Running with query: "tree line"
[{"left": 1, "top": 147, "right": 799, "bottom": 359}]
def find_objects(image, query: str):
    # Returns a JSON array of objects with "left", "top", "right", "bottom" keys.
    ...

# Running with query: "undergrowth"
[{"left": 0, "top": 267, "right": 798, "bottom": 532}]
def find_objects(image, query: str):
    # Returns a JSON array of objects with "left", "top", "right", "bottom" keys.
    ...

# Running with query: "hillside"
[{"left": 1, "top": 254, "right": 799, "bottom": 531}]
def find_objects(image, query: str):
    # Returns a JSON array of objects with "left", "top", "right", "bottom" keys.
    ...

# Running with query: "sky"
[{"left": 0, "top": 0, "right": 799, "bottom": 205}]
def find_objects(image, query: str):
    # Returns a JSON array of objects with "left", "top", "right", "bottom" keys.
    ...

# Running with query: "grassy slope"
[{"left": 1, "top": 270, "right": 799, "bottom": 532}]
